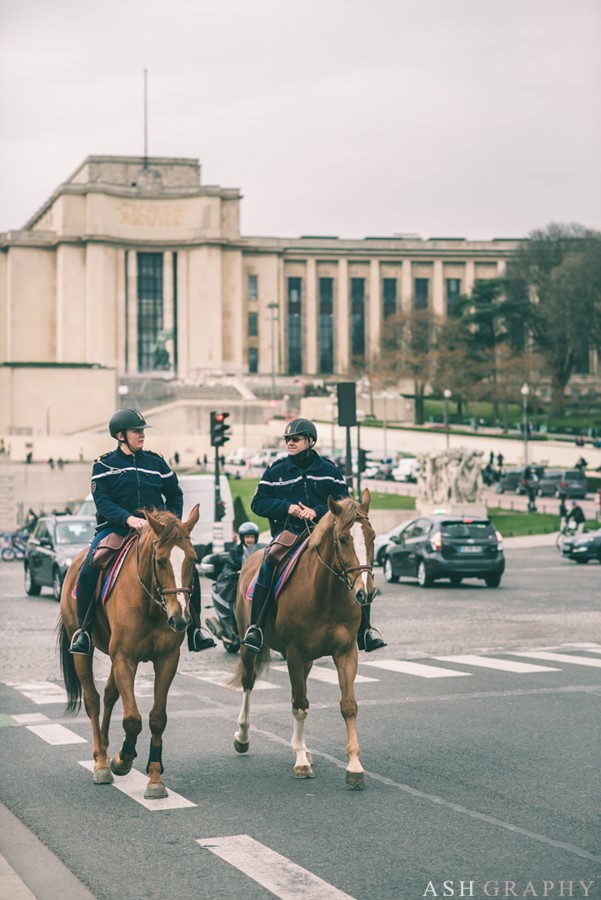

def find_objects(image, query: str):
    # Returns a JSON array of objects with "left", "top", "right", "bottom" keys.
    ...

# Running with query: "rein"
[{"left": 135, "top": 535, "right": 192, "bottom": 613}]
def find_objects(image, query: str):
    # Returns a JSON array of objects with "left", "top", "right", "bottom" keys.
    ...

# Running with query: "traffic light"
[
  {"left": 358, "top": 448, "right": 368, "bottom": 473},
  {"left": 210, "top": 411, "right": 231, "bottom": 447}
]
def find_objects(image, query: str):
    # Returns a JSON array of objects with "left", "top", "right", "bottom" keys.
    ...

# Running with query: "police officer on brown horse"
[{"left": 242, "top": 417, "right": 386, "bottom": 654}]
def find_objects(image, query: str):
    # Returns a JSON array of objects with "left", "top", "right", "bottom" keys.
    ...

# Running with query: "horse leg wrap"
[
  {"left": 120, "top": 738, "right": 138, "bottom": 761},
  {"left": 146, "top": 742, "right": 164, "bottom": 775}
]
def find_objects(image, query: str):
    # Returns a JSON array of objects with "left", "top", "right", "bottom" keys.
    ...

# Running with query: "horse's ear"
[
  {"left": 328, "top": 495, "right": 343, "bottom": 516},
  {"left": 359, "top": 488, "right": 371, "bottom": 513},
  {"left": 144, "top": 509, "right": 165, "bottom": 535},
  {"left": 183, "top": 503, "right": 200, "bottom": 534}
]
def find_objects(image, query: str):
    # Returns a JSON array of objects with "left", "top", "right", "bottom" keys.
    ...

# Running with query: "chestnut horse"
[
  {"left": 57, "top": 505, "right": 200, "bottom": 799},
  {"left": 231, "top": 488, "right": 376, "bottom": 789}
]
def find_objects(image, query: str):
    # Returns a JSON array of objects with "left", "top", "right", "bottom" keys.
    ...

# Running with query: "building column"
[
  {"left": 368, "top": 258, "right": 380, "bottom": 360},
  {"left": 400, "top": 259, "right": 412, "bottom": 313},
  {"left": 465, "top": 259, "right": 476, "bottom": 296},
  {"left": 163, "top": 251, "right": 174, "bottom": 373},
  {"left": 176, "top": 252, "right": 189, "bottom": 379},
  {"left": 126, "top": 251, "right": 138, "bottom": 373},
  {"left": 305, "top": 258, "right": 317, "bottom": 374},
  {"left": 432, "top": 259, "right": 444, "bottom": 317},
  {"left": 497, "top": 259, "right": 507, "bottom": 277},
  {"left": 115, "top": 249, "right": 126, "bottom": 373},
  {"left": 336, "top": 259, "right": 349, "bottom": 373}
]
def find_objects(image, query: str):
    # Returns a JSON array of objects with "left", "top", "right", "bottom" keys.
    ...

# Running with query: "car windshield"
[
  {"left": 56, "top": 521, "right": 95, "bottom": 544},
  {"left": 441, "top": 521, "right": 494, "bottom": 538}
]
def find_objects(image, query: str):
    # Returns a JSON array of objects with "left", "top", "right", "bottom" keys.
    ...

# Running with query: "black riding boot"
[
  {"left": 69, "top": 584, "right": 95, "bottom": 655},
  {"left": 357, "top": 604, "right": 386, "bottom": 653},
  {"left": 187, "top": 572, "right": 216, "bottom": 652},
  {"left": 241, "top": 582, "right": 269, "bottom": 653}
]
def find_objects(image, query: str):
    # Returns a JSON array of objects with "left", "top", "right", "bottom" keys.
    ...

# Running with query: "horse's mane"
[
  {"left": 143, "top": 509, "right": 191, "bottom": 547},
  {"left": 308, "top": 496, "right": 358, "bottom": 549}
]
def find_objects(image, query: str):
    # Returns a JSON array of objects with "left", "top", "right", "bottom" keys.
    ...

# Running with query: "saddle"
[
  {"left": 91, "top": 532, "right": 134, "bottom": 572},
  {"left": 247, "top": 531, "right": 310, "bottom": 604},
  {"left": 266, "top": 530, "right": 306, "bottom": 569}
]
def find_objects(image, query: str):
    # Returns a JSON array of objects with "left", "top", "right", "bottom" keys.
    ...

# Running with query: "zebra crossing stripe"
[
  {"left": 197, "top": 834, "right": 355, "bottom": 899},
  {"left": 6, "top": 682, "right": 67, "bottom": 704},
  {"left": 28, "top": 724, "right": 87, "bottom": 745},
  {"left": 272, "top": 664, "right": 378, "bottom": 684},
  {"left": 78, "top": 761, "right": 196, "bottom": 810},
  {"left": 361, "top": 659, "right": 470, "bottom": 678},
  {"left": 510, "top": 651, "right": 601, "bottom": 669},
  {"left": 186, "top": 671, "right": 278, "bottom": 690},
  {"left": 434, "top": 655, "right": 559, "bottom": 673}
]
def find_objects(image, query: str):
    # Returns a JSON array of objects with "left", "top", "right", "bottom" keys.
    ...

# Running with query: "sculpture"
[{"left": 416, "top": 449, "right": 484, "bottom": 507}]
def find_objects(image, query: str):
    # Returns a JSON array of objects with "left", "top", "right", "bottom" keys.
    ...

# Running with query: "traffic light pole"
[{"left": 214, "top": 445, "right": 222, "bottom": 522}]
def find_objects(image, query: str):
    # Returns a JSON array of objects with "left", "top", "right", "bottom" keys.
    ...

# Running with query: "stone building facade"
[{"left": 1, "top": 155, "right": 519, "bottom": 434}]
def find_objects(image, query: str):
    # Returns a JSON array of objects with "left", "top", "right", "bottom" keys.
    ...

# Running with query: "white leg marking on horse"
[
  {"left": 235, "top": 689, "right": 251, "bottom": 745},
  {"left": 292, "top": 707, "right": 312, "bottom": 772},
  {"left": 168, "top": 545, "right": 187, "bottom": 612},
  {"left": 351, "top": 521, "right": 369, "bottom": 591}
]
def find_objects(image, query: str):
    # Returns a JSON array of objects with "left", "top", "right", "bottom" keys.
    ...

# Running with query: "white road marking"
[
  {"left": 434, "top": 655, "right": 559, "bottom": 673},
  {"left": 27, "top": 724, "right": 87, "bottom": 745},
  {"left": 10, "top": 713, "right": 51, "bottom": 725},
  {"left": 197, "top": 834, "right": 355, "bottom": 899},
  {"left": 78, "top": 761, "right": 196, "bottom": 810},
  {"left": 6, "top": 682, "right": 67, "bottom": 704},
  {"left": 186, "top": 670, "right": 278, "bottom": 690},
  {"left": 272, "top": 664, "right": 378, "bottom": 684},
  {"left": 361, "top": 659, "right": 471, "bottom": 678},
  {"left": 510, "top": 651, "right": 601, "bottom": 669}
]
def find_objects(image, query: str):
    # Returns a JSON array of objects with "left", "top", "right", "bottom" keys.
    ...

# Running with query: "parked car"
[
  {"left": 555, "top": 469, "right": 587, "bottom": 499},
  {"left": 382, "top": 514, "right": 505, "bottom": 587},
  {"left": 561, "top": 528, "right": 601, "bottom": 564},
  {"left": 23, "top": 515, "right": 96, "bottom": 600},
  {"left": 497, "top": 465, "right": 544, "bottom": 494},
  {"left": 536, "top": 469, "right": 562, "bottom": 497},
  {"left": 392, "top": 457, "right": 420, "bottom": 483},
  {"left": 373, "top": 519, "right": 413, "bottom": 566}
]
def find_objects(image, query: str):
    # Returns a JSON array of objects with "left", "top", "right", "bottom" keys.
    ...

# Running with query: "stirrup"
[
  {"left": 69, "top": 628, "right": 92, "bottom": 655},
  {"left": 358, "top": 627, "right": 386, "bottom": 653},
  {"left": 241, "top": 625, "right": 263, "bottom": 653},
  {"left": 188, "top": 626, "right": 216, "bottom": 652}
]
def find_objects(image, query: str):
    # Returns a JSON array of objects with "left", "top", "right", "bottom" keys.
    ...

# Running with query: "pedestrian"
[
  {"left": 558, "top": 494, "right": 568, "bottom": 525},
  {"left": 68, "top": 408, "right": 215, "bottom": 655},
  {"left": 566, "top": 500, "right": 586, "bottom": 535},
  {"left": 241, "top": 417, "right": 386, "bottom": 654},
  {"left": 489, "top": 451, "right": 494, "bottom": 466},
  {"left": 497, "top": 452, "right": 504, "bottom": 469},
  {"left": 174, "top": 451, "right": 180, "bottom": 465}
]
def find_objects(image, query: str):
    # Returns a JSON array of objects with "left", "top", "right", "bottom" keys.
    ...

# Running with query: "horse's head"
[
  {"left": 325, "top": 488, "right": 377, "bottom": 606},
  {"left": 143, "top": 505, "right": 200, "bottom": 632}
]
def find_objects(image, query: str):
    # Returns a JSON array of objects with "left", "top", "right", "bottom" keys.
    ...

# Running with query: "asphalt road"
[{"left": 0, "top": 553, "right": 599, "bottom": 900}]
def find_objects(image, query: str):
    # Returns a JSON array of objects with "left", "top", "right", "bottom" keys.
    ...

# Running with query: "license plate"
[{"left": 458, "top": 546, "right": 482, "bottom": 553}]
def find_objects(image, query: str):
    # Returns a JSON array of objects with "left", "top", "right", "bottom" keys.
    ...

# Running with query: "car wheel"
[
  {"left": 574, "top": 558, "right": 589, "bottom": 565},
  {"left": 383, "top": 557, "right": 399, "bottom": 583},
  {"left": 449, "top": 575, "right": 462, "bottom": 586},
  {"left": 2, "top": 547, "right": 16, "bottom": 561},
  {"left": 52, "top": 567, "right": 63, "bottom": 601},
  {"left": 417, "top": 560, "right": 433, "bottom": 587},
  {"left": 24, "top": 565, "right": 42, "bottom": 596},
  {"left": 377, "top": 547, "right": 387, "bottom": 567},
  {"left": 484, "top": 574, "right": 501, "bottom": 587}
]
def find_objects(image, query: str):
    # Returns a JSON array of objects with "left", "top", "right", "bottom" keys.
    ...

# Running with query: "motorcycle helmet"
[
  {"left": 238, "top": 521, "right": 260, "bottom": 541},
  {"left": 109, "top": 408, "right": 152, "bottom": 439},
  {"left": 283, "top": 418, "right": 318, "bottom": 443}
]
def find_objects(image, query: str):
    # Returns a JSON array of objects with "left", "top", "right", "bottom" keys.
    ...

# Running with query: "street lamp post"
[
  {"left": 443, "top": 389, "right": 452, "bottom": 450},
  {"left": 521, "top": 383, "right": 530, "bottom": 466}
]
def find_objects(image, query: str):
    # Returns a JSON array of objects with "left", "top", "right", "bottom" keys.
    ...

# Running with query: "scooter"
[
  {"left": 1, "top": 530, "right": 28, "bottom": 562},
  {"left": 200, "top": 551, "right": 241, "bottom": 654}
]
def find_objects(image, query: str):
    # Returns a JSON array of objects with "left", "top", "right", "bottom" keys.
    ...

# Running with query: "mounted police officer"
[
  {"left": 69, "top": 408, "right": 215, "bottom": 655},
  {"left": 241, "top": 417, "right": 386, "bottom": 654}
]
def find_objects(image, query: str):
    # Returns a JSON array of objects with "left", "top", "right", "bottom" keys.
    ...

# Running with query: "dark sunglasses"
[{"left": 284, "top": 435, "right": 306, "bottom": 443}]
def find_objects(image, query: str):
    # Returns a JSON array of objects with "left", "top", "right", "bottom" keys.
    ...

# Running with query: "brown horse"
[
  {"left": 231, "top": 488, "right": 376, "bottom": 789},
  {"left": 57, "top": 505, "right": 200, "bottom": 799}
]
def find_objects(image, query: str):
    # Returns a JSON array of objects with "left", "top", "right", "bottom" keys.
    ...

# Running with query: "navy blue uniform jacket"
[
  {"left": 90, "top": 446, "right": 184, "bottom": 533},
  {"left": 250, "top": 451, "right": 348, "bottom": 537}
]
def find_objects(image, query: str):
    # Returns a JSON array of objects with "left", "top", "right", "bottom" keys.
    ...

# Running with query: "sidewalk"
[{"left": 503, "top": 531, "right": 559, "bottom": 549}]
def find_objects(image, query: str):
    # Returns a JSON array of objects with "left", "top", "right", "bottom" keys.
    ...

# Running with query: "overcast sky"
[{"left": 1, "top": 0, "right": 600, "bottom": 241}]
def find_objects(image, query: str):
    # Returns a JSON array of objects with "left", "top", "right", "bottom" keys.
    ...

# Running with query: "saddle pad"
[
  {"left": 245, "top": 536, "right": 310, "bottom": 603},
  {"left": 100, "top": 536, "right": 137, "bottom": 605}
]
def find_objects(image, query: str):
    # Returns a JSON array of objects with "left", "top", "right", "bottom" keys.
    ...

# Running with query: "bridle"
[
  {"left": 135, "top": 535, "right": 193, "bottom": 613},
  {"left": 313, "top": 514, "right": 374, "bottom": 601}
]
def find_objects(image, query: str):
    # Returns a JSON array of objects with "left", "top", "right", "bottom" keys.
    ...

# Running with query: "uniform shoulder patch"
[
  {"left": 144, "top": 450, "right": 165, "bottom": 460},
  {"left": 267, "top": 456, "right": 284, "bottom": 468},
  {"left": 94, "top": 451, "right": 112, "bottom": 463}
]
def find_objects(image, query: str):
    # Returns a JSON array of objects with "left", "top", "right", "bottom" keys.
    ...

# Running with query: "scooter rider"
[
  {"left": 241, "top": 417, "right": 386, "bottom": 654},
  {"left": 69, "top": 408, "right": 215, "bottom": 655},
  {"left": 206, "top": 521, "right": 263, "bottom": 650}
]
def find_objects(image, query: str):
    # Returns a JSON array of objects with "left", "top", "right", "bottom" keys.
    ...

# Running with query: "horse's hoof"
[
  {"left": 293, "top": 765, "right": 315, "bottom": 779},
  {"left": 144, "top": 782, "right": 168, "bottom": 800},
  {"left": 110, "top": 754, "right": 132, "bottom": 776},
  {"left": 234, "top": 739, "right": 249, "bottom": 754},
  {"left": 93, "top": 767, "right": 114, "bottom": 784},
  {"left": 345, "top": 770, "right": 366, "bottom": 790}
]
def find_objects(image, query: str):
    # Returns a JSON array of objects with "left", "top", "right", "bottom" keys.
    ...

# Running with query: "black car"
[
  {"left": 24, "top": 515, "right": 95, "bottom": 600},
  {"left": 562, "top": 528, "right": 601, "bottom": 564},
  {"left": 383, "top": 514, "right": 505, "bottom": 587}
]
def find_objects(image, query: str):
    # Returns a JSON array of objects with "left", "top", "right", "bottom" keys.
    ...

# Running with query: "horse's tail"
[
  {"left": 56, "top": 616, "right": 82, "bottom": 715},
  {"left": 228, "top": 646, "right": 271, "bottom": 690}
]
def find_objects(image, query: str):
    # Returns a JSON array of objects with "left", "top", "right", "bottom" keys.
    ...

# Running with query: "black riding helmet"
[
  {"left": 282, "top": 418, "right": 318, "bottom": 443},
  {"left": 109, "top": 408, "right": 152, "bottom": 439}
]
